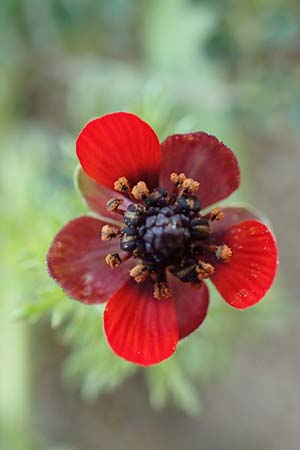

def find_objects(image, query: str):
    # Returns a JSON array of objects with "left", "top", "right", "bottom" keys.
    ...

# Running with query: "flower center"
[
  {"left": 102, "top": 173, "right": 232, "bottom": 299},
  {"left": 141, "top": 205, "right": 191, "bottom": 262}
]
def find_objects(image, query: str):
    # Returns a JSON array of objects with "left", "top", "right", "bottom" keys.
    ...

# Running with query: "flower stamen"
[
  {"left": 170, "top": 172, "right": 186, "bottom": 186},
  {"left": 114, "top": 176, "right": 131, "bottom": 193},
  {"left": 210, "top": 207, "right": 225, "bottom": 221},
  {"left": 132, "top": 181, "right": 150, "bottom": 200},
  {"left": 170, "top": 172, "right": 200, "bottom": 198},
  {"left": 106, "top": 198, "right": 124, "bottom": 214},
  {"left": 153, "top": 281, "right": 171, "bottom": 300},
  {"left": 215, "top": 244, "right": 232, "bottom": 262},
  {"left": 101, "top": 225, "right": 120, "bottom": 241},
  {"left": 104, "top": 173, "right": 231, "bottom": 292},
  {"left": 105, "top": 253, "right": 122, "bottom": 268},
  {"left": 196, "top": 261, "right": 215, "bottom": 280},
  {"left": 129, "top": 264, "right": 148, "bottom": 283},
  {"left": 181, "top": 178, "right": 200, "bottom": 194}
]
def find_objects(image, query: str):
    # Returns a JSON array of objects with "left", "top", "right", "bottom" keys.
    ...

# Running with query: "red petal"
[
  {"left": 209, "top": 205, "right": 265, "bottom": 236},
  {"left": 104, "top": 278, "right": 178, "bottom": 366},
  {"left": 47, "top": 216, "right": 131, "bottom": 304},
  {"left": 160, "top": 132, "right": 240, "bottom": 209},
  {"left": 167, "top": 272, "right": 209, "bottom": 339},
  {"left": 210, "top": 220, "right": 278, "bottom": 309},
  {"left": 76, "top": 112, "right": 161, "bottom": 190},
  {"left": 75, "top": 166, "right": 131, "bottom": 222}
]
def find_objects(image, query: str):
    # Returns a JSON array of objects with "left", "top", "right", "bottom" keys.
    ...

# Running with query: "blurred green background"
[{"left": 1, "top": 0, "right": 299, "bottom": 449}]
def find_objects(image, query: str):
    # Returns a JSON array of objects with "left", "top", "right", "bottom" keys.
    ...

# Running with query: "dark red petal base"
[
  {"left": 167, "top": 272, "right": 209, "bottom": 339},
  {"left": 75, "top": 166, "right": 130, "bottom": 223},
  {"left": 160, "top": 132, "right": 240, "bottom": 209},
  {"left": 209, "top": 205, "right": 266, "bottom": 236},
  {"left": 47, "top": 216, "right": 131, "bottom": 304}
]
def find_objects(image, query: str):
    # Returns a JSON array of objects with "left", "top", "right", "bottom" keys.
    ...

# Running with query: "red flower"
[{"left": 47, "top": 112, "right": 278, "bottom": 366}]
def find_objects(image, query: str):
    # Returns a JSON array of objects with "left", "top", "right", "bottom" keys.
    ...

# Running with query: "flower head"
[{"left": 47, "top": 112, "right": 278, "bottom": 366}]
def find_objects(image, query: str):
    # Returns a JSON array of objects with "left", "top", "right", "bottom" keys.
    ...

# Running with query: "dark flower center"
[
  {"left": 142, "top": 205, "right": 191, "bottom": 262},
  {"left": 121, "top": 193, "right": 209, "bottom": 269},
  {"left": 102, "top": 173, "right": 232, "bottom": 299}
]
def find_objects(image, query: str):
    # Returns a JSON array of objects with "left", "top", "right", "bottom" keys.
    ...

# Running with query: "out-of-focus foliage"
[
  {"left": 200, "top": 0, "right": 300, "bottom": 131},
  {"left": 1, "top": 0, "right": 294, "bottom": 448}
]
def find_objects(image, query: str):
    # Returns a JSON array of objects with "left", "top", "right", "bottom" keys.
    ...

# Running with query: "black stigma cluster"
[{"left": 120, "top": 187, "right": 211, "bottom": 282}]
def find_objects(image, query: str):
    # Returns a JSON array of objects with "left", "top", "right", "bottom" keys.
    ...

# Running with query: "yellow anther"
[
  {"left": 170, "top": 172, "right": 186, "bottom": 186},
  {"left": 132, "top": 181, "right": 149, "bottom": 200},
  {"left": 101, "top": 224, "right": 119, "bottom": 241},
  {"left": 105, "top": 253, "right": 121, "bottom": 268},
  {"left": 129, "top": 264, "right": 148, "bottom": 283},
  {"left": 153, "top": 281, "right": 172, "bottom": 299},
  {"left": 210, "top": 208, "right": 225, "bottom": 221},
  {"left": 114, "top": 177, "right": 130, "bottom": 193},
  {"left": 196, "top": 261, "right": 215, "bottom": 280},
  {"left": 106, "top": 198, "right": 124, "bottom": 213},
  {"left": 170, "top": 172, "right": 200, "bottom": 193},
  {"left": 181, "top": 178, "right": 200, "bottom": 194},
  {"left": 216, "top": 244, "right": 232, "bottom": 263}
]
